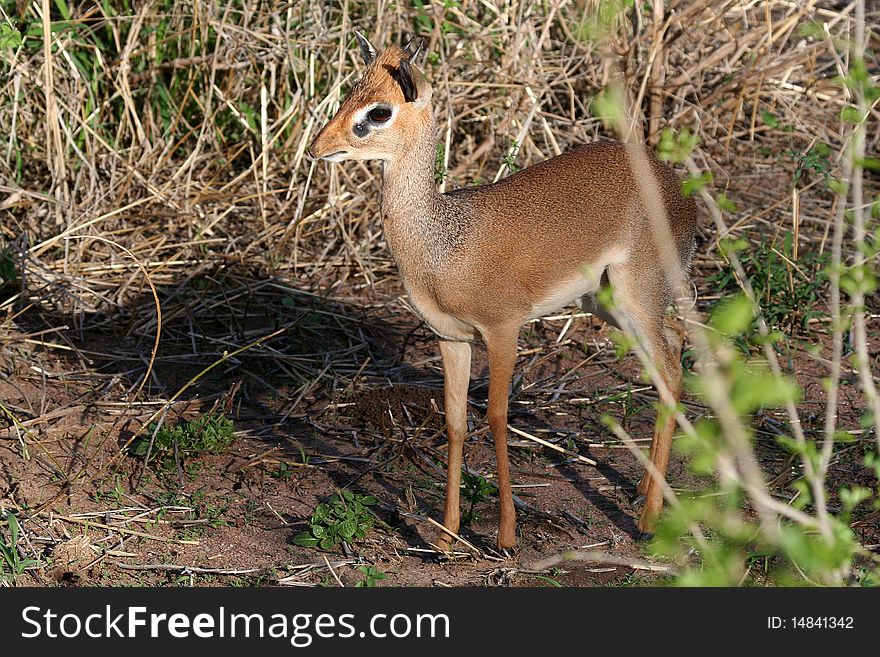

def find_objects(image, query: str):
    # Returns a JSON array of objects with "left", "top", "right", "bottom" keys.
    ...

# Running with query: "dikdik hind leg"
[
  {"left": 482, "top": 323, "right": 520, "bottom": 550},
  {"left": 607, "top": 266, "right": 683, "bottom": 538},
  {"left": 636, "top": 317, "right": 685, "bottom": 498}
]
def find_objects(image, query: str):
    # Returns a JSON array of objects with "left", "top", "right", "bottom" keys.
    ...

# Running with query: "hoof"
[
  {"left": 435, "top": 533, "right": 454, "bottom": 553},
  {"left": 630, "top": 491, "right": 647, "bottom": 506},
  {"left": 498, "top": 546, "right": 518, "bottom": 559},
  {"left": 637, "top": 531, "right": 654, "bottom": 542}
]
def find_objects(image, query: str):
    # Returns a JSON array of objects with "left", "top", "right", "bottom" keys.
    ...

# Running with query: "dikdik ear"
[
  {"left": 353, "top": 30, "right": 377, "bottom": 65},
  {"left": 403, "top": 35, "right": 424, "bottom": 63},
  {"left": 393, "top": 57, "right": 418, "bottom": 103}
]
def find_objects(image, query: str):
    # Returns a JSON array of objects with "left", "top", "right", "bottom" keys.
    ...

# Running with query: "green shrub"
[
  {"left": 292, "top": 491, "right": 378, "bottom": 551},
  {"left": 650, "top": 295, "right": 875, "bottom": 586},
  {"left": 129, "top": 414, "right": 236, "bottom": 471},
  {"left": 0, "top": 514, "right": 38, "bottom": 585},
  {"left": 710, "top": 232, "right": 829, "bottom": 335}
]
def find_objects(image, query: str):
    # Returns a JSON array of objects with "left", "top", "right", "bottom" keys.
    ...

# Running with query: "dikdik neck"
[{"left": 379, "top": 111, "right": 447, "bottom": 232}]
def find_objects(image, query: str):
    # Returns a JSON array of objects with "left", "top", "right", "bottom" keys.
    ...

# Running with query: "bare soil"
[{"left": 1, "top": 270, "right": 876, "bottom": 588}]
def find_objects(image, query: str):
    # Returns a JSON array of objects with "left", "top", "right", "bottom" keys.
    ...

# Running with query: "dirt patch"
[
  {"left": 352, "top": 385, "right": 445, "bottom": 433},
  {"left": 3, "top": 291, "right": 873, "bottom": 588}
]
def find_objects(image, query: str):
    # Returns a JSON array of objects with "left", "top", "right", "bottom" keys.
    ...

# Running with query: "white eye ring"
[
  {"left": 354, "top": 103, "right": 398, "bottom": 133},
  {"left": 367, "top": 106, "right": 393, "bottom": 123}
]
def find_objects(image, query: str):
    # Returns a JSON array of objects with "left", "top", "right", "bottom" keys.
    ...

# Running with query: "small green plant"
[
  {"left": 531, "top": 574, "right": 563, "bottom": 587},
  {"left": 791, "top": 141, "right": 832, "bottom": 186},
  {"left": 200, "top": 501, "right": 229, "bottom": 529},
  {"left": 657, "top": 127, "right": 700, "bottom": 164},
  {"left": 502, "top": 139, "right": 520, "bottom": 173},
  {"left": 411, "top": 0, "right": 462, "bottom": 36},
  {"left": 159, "top": 491, "right": 230, "bottom": 540},
  {"left": 355, "top": 565, "right": 387, "bottom": 587},
  {"left": 242, "top": 499, "right": 260, "bottom": 526},
  {"left": 682, "top": 171, "right": 714, "bottom": 197},
  {"left": 709, "top": 232, "right": 829, "bottom": 336},
  {"left": 92, "top": 476, "right": 127, "bottom": 506},
  {"left": 0, "top": 19, "right": 22, "bottom": 49},
  {"left": 607, "top": 387, "right": 647, "bottom": 430},
  {"left": 607, "top": 571, "right": 659, "bottom": 587},
  {"left": 128, "top": 414, "right": 236, "bottom": 472},
  {"left": 434, "top": 143, "right": 447, "bottom": 182},
  {"left": 269, "top": 462, "right": 294, "bottom": 480},
  {"left": 178, "top": 501, "right": 229, "bottom": 540},
  {"left": 591, "top": 85, "right": 627, "bottom": 130},
  {"left": 0, "top": 514, "right": 39, "bottom": 585},
  {"left": 292, "top": 491, "right": 378, "bottom": 550},
  {"left": 608, "top": 328, "right": 635, "bottom": 360},
  {"left": 761, "top": 110, "right": 795, "bottom": 132},
  {"left": 461, "top": 471, "right": 497, "bottom": 526},
  {"left": 761, "top": 110, "right": 780, "bottom": 129}
]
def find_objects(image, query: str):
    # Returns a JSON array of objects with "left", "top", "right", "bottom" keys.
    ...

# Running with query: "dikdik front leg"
[{"left": 437, "top": 339, "right": 472, "bottom": 551}]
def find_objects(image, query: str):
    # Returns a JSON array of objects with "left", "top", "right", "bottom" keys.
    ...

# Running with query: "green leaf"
[
  {"left": 338, "top": 519, "right": 357, "bottom": 540},
  {"left": 603, "top": 329, "right": 632, "bottom": 360},
  {"left": 839, "top": 486, "right": 872, "bottom": 513},
  {"left": 710, "top": 295, "right": 754, "bottom": 337},
  {"left": 591, "top": 85, "right": 626, "bottom": 128},
  {"left": 833, "top": 430, "right": 856, "bottom": 443},
  {"left": 840, "top": 264, "right": 878, "bottom": 296},
  {"left": 657, "top": 127, "right": 700, "bottom": 164},
  {"left": 761, "top": 111, "right": 779, "bottom": 128},
  {"left": 0, "top": 22, "right": 22, "bottom": 49},
  {"left": 827, "top": 178, "right": 847, "bottom": 196},
  {"left": 291, "top": 532, "right": 319, "bottom": 548},
  {"left": 8, "top": 514, "right": 19, "bottom": 547},
  {"left": 682, "top": 171, "right": 714, "bottom": 197},
  {"left": 717, "top": 237, "right": 748, "bottom": 257},
  {"left": 731, "top": 367, "right": 800, "bottom": 414},
  {"left": 840, "top": 106, "right": 863, "bottom": 123},
  {"left": 54, "top": 0, "right": 72, "bottom": 21},
  {"left": 796, "top": 21, "right": 824, "bottom": 40},
  {"left": 716, "top": 193, "right": 738, "bottom": 213},
  {"left": 128, "top": 439, "right": 149, "bottom": 457}
]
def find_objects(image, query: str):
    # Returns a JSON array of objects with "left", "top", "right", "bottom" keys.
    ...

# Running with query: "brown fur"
[{"left": 310, "top": 42, "right": 697, "bottom": 549}]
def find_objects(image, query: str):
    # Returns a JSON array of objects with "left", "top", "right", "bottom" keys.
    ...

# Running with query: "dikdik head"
[{"left": 307, "top": 33, "right": 432, "bottom": 164}]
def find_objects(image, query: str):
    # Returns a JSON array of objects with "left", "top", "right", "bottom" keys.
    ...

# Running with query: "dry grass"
[{"left": 0, "top": 0, "right": 878, "bottom": 586}]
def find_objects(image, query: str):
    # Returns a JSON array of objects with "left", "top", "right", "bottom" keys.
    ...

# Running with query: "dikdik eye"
[{"left": 368, "top": 107, "right": 392, "bottom": 123}]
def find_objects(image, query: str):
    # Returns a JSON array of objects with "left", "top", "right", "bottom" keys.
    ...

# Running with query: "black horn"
[
  {"left": 353, "top": 30, "right": 377, "bottom": 65},
  {"left": 403, "top": 35, "right": 425, "bottom": 62}
]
